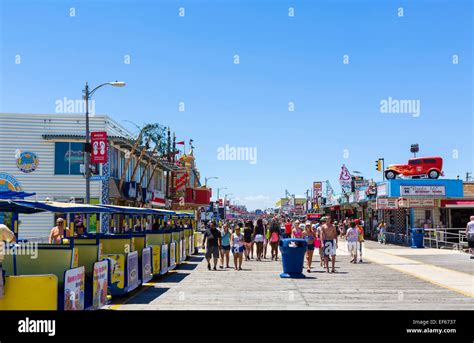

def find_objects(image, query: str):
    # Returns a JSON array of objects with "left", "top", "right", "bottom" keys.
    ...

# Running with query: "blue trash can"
[
  {"left": 279, "top": 238, "right": 307, "bottom": 278},
  {"left": 411, "top": 228, "right": 425, "bottom": 248}
]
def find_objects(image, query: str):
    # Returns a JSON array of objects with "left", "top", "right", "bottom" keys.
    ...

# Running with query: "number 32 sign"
[{"left": 91, "top": 131, "right": 108, "bottom": 164}]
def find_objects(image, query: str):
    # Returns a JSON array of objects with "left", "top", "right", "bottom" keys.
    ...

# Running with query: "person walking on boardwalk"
[
  {"left": 219, "top": 223, "right": 231, "bottom": 268},
  {"left": 302, "top": 221, "right": 316, "bottom": 273},
  {"left": 231, "top": 223, "right": 245, "bottom": 270},
  {"left": 346, "top": 221, "right": 359, "bottom": 263},
  {"left": 263, "top": 219, "right": 270, "bottom": 259},
  {"left": 269, "top": 219, "right": 281, "bottom": 261},
  {"left": 466, "top": 216, "right": 474, "bottom": 259},
  {"left": 243, "top": 221, "right": 254, "bottom": 261},
  {"left": 202, "top": 221, "right": 222, "bottom": 271},
  {"left": 320, "top": 216, "right": 338, "bottom": 273},
  {"left": 292, "top": 222, "right": 304, "bottom": 239},
  {"left": 377, "top": 221, "right": 387, "bottom": 245},
  {"left": 355, "top": 219, "right": 364, "bottom": 263},
  {"left": 253, "top": 219, "right": 265, "bottom": 261},
  {"left": 284, "top": 218, "right": 292, "bottom": 238}
]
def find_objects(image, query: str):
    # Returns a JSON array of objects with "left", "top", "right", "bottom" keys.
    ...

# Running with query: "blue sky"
[{"left": 1, "top": 0, "right": 472, "bottom": 210}]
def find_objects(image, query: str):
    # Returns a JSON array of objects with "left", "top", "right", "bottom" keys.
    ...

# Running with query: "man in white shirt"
[{"left": 346, "top": 222, "right": 359, "bottom": 263}]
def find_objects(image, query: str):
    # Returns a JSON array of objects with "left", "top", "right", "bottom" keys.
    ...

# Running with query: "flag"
[
  {"left": 339, "top": 164, "right": 352, "bottom": 189},
  {"left": 176, "top": 141, "right": 185, "bottom": 145}
]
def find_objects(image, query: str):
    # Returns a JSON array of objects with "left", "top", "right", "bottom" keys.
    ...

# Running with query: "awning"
[
  {"left": 14, "top": 200, "right": 116, "bottom": 214},
  {"left": 440, "top": 199, "right": 474, "bottom": 208},
  {"left": 0, "top": 190, "right": 36, "bottom": 199},
  {"left": 0, "top": 200, "right": 45, "bottom": 214},
  {"left": 98, "top": 204, "right": 175, "bottom": 215}
]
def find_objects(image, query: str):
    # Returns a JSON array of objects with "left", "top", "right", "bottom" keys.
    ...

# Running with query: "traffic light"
[{"left": 375, "top": 159, "right": 382, "bottom": 172}]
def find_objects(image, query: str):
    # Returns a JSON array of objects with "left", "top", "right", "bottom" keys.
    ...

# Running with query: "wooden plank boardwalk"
[{"left": 109, "top": 240, "right": 474, "bottom": 310}]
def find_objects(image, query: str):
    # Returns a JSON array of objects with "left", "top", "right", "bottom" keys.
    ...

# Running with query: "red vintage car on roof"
[{"left": 384, "top": 156, "right": 444, "bottom": 180}]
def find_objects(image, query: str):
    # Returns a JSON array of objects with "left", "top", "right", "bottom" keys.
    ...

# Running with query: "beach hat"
[{"left": 299, "top": 223, "right": 305, "bottom": 230}]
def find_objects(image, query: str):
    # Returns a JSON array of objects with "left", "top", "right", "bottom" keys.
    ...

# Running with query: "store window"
[{"left": 54, "top": 142, "right": 84, "bottom": 175}]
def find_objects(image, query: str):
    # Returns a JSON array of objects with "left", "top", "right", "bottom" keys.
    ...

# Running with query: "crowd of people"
[{"left": 200, "top": 215, "right": 369, "bottom": 273}]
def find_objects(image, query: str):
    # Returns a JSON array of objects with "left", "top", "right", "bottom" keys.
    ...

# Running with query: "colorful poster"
[
  {"left": 64, "top": 266, "right": 85, "bottom": 311},
  {"left": 92, "top": 260, "right": 108, "bottom": 310},
  {"left": 313, "top": 181, "right": 322, "bottom": 201},
  {"left": 339, "top": 165, "right": 352, "bottom": 189},
  {"left": 160, "top": 244, "right": 169, "bottom": 275},
  {"left": 142, "top": 247, "right": 152, "bottom": 283},
  {"left": 104, "top": 254, "right": 125, "bottom": 292},
  {"left": 127, "top": 251, "right": 139, "bottom": 292},
  {"left": 169, "top": 242, "right": 176, "bottom": 270},
  {"left": 152, "top": 245, "right": 161, "bottom": 275}
]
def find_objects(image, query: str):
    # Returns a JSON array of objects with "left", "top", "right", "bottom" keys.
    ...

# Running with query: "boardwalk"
[{"left": 109, "top": 240, "right": 474, "bottom": 310}]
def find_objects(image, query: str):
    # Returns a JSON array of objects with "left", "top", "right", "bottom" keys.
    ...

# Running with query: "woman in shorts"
[
  {"left": 243, "top": 221, "right": 254, "bottom": 260},
  {"left": 219, "top": 224, "right": 231, "bottom": 268},
  {"left": 302, "top": 222, "right": 316, "bottom": 273},
  {"left": 269, "top": 220, "right": 281, "bottom": 261},
  {"left": 253, "top": 219, "right": 265, "bottom": 261},
  {"left": 231, "top": 223, "right": 245, "bottom": 270}
]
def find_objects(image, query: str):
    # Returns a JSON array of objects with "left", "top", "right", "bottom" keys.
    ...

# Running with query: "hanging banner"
[
  {"left": 152, "top": 245, "right": 161, "bottom": 275},
  {"left": 92, "top": 260, "right": 108, "bottom": 310},
  {"left": 64, "top": 266, "right": 85, "bottom": 311},
  {"left": 339, "top": 165, "right": 352, "bottom": 189},
  {"left": 91, "top": 131, "right": 108, "bottom": 164}
]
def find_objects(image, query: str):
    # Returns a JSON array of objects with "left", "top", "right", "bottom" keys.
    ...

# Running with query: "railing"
[
  {"left": 19, "top": 236, "right": 50, "bottom": 243},
  {"left": 423, "top": 228, "right": 468, "bottom": 251}
]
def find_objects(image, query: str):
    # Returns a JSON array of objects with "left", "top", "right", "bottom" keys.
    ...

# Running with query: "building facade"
[{"left": 0, "top": 113, "right": 170, "bottom": 238}]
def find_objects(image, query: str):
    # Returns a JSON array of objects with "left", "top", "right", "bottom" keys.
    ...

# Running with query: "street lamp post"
[
  {"left": 204, "top": 176, "right": 218, "bottom": 187},
  {"left": 83, "top": 81, "right": 126, "bottom": 204}
]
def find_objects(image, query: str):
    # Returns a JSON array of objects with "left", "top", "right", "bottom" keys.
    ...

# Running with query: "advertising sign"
[
  {"left": 91, "top": 131, "right": 108, "bottom": 164},
  {"left": 169, "top": 242, "right": 176, "bottom": 270},
  {"left": 400, "top": 185, "right": 445, "bottom": 197},
  {"left": 64, "top": 266, "right": 85, "bottom": 311},
  {"left": 181, "top": 239, "right": 186, "bottom": 261},
  {"left": 104, "top": 254, "right": 125, "bottom": 293},
  {"left": 16, "top": 151, "right": 39, "bottom": 173},
  {"left": 127, "top": 251, "right": 139, "bottom": 291},
  {"left": 0, "top": 172, "right": 22, "bottom": 191},
  {"left": 313, "top": 181, "right": 323, "bottom": 200},
  {"left": 92, "top": 260, "right": 108, "bottom": 310},
  {"left": 142, "top": 247, "right": 152, "bottom": 283},
  {"left": 160, "top": 244, "right": 169, "bottom": 275},
  {"left": 376, "top": 198, "right": 399, "bottom": 210},
  {"left": 152, "top": 245, "right": 161, "bottom": 275}
]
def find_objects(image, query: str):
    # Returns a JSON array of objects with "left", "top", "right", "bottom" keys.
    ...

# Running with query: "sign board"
[
  {"left": 91, "top": 131, "right": 108, "bottom": 164},
  {"left": 127, "top": 251, "right": 139, "bottom": 292},
  {"left": 142, "top": 247, "right": 152, "bottom": 283},
  {"left": 151, "top": 245, "right": 161, "bottom": 275},
  {"left": 377, "top": 183, "right": 388, "bottom": 197},
  {"left": 92, "top": 260, "right": 108, "bottom": 310},
  {"left": 313, "top": 181, "right": 323, "bottom": 199},
  {"left": 90, "top": 175, "right": 107, "bottom": 181},
  {"left": 160, "top": 244, "right": 168, "bottom": 275},
  {"left": 408, "top": 199, "right": 436, "bottom": 208},
  {"left": 16, "top": 151, "right": 39, "bottom": 173},
  {"left": 64, "top": 266, "right": 85, "bottom": 311},
  {"left": 400, "top": 185, "right": 445, "bottom": 197},
  {"left": 376, "top": 198, "right": 399, "bottom": 210}
]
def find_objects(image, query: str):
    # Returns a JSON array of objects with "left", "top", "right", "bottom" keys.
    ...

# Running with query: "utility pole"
[{"left": 165, "top": 127, "right": 171, "bottom": 200}]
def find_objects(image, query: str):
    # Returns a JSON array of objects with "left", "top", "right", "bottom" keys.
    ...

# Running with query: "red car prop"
[{"left": 384, "top": 157, "right": 444, "bottom": 180}]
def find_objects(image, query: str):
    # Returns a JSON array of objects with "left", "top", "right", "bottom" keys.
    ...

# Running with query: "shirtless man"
[
  {"left": 320, "top": 216, "right": 338, "bottom": 273},
  {"left": 48, "top": 218, "right": 70, "bottom": 244}
]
